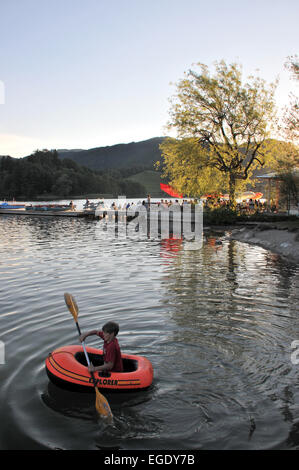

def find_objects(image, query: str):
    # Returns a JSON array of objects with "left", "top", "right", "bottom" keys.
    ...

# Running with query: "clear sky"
[{"left": 0, "top": 0, "right": 298, "bottom": 157}]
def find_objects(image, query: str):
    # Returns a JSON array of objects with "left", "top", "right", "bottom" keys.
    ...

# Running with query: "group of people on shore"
[
  {"left": 203, "top": 196, "right": 269, "bottom": 214},
  {"left": 82, "top": 194, "right": 273, "bottom": 214},
  {"left": 107, "top": 196, "right": 200, "bottom": 211}
]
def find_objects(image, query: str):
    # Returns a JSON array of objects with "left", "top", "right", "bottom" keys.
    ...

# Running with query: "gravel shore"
[{"left": 229, "top": 222, "right": 299, "bottom": 265}]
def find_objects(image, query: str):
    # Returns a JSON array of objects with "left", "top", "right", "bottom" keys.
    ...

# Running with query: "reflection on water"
[
  {"left": 42, "top": 381, "right": 155, "bottom": 421},
  {"left": 0, "top": 215, "right": 299, "bottom": 449}
]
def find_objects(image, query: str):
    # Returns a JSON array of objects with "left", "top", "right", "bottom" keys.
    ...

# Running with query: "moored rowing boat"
[
  {"left": 25, "top": 204, "right": 74, "bottom": 211},
  {"left": 0, "top": 202, "right": 26, "bottom": 209}
]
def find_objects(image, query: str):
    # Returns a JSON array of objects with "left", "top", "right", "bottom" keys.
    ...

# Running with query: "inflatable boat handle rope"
[{"left": 64, "top": 292, "right": 113, "bottom": 422}]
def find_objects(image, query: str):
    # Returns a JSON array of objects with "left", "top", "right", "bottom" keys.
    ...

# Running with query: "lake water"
[{"left": 0, "top": 202, "right": 299, "bottom": 450}]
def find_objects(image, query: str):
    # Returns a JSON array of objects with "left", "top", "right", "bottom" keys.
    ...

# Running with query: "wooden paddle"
[{"left": 64, "top": 292, "right": 113, "bottom": 422}]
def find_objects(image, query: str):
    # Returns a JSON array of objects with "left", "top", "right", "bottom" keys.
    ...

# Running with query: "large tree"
[
  {"left": 158, "top": 136, "right": 248, "bottom": 198},
  {"left": 161, "top": 60, "right": 277, "bottom": 206},
  {"left": 275, "top": 56, "right": 299, "bottom": 211},
  {"left": 281, "top": 55, "right": 299, "bottom": 144}
]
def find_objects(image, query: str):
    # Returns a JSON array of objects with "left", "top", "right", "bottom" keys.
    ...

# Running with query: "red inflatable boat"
[{"left": 45, "top": 345, "right": 153, "bottom": 392}]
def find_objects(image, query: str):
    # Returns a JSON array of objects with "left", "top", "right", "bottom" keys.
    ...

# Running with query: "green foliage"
[
  {"left": 237, "top": 212, "right": 299, "bottom": 223},
  {"left": 268, "top": 140, "right": 299, "bottom": 172},
  {"left": 278, "top": 171, "right": 299, "bottom": 211},
  {"left": 163, "top": 60, "right": 278, "bottom": 206},
  {"left": 281, "top": 55, "right": 299, "bottom": 144},
  {"left": 0, "top": 150, "right": 146, "bottom": 200},
  {"left": 203, "top": 206, "right": 238, "bottom": 225},
  {"left": 159, "top": 137, "right": 231, "bottom": 196},
  {"left": 203, "top": 206, "right": 299, "bottom": 225}
]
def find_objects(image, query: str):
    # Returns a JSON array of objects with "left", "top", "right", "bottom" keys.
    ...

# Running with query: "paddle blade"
[
  {"left": 64, "top": 292, "right": 79, "bottom": 322},
  {"left": 95, "top": 388, "right": 113, "bottom": 422}
]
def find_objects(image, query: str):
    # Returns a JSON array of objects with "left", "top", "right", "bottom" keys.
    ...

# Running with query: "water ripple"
[{"left": 0, "top": 217, "right": 299, "bottom": 449}]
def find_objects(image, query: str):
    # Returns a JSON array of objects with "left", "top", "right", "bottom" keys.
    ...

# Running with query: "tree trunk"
[{"left": 229, "top": 173, "right": 236, "bottom": 209}]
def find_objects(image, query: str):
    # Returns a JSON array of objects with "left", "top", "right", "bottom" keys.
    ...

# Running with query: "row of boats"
[{"left": 0, "top": 202, "right": 75, "bottom": 211}]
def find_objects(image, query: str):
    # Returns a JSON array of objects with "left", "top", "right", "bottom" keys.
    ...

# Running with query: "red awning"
[{"left": 160, "top": 183, "right": 183, "bottom": 198}]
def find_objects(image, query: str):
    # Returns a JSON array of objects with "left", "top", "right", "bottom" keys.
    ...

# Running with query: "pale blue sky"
[{"left": 0, "top": 0, "right": 298, "bottom": 157}]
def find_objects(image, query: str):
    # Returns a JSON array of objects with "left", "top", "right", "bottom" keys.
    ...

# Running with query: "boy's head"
[{"left": 102, "top": 321, "right": 119, "bottom": 337}]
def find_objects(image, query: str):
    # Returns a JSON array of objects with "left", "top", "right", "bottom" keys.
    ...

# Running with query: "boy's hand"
[
  {"left": 79, "top": 334, "right": 86, "bottom": 342},
  {"left": 88, "top": 364, "right": 96, "bottom": 373}
]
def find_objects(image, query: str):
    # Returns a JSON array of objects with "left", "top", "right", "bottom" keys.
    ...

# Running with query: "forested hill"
[
  {"left": 0, "top": 150, "right": 147, "bottom": 200},
  {"left": 58, "top": 137, "right": 166, "bottom": 171},
  {"left": 0, "top": 137, "right": 168, "bottom": 200}
]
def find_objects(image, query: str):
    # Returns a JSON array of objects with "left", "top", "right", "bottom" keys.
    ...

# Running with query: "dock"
[
  {"left": 0, "top": 208, "right": 86, "bottom": 217},
  {"left": 0, "top": 205, "right": 203, "bottom": 238}
]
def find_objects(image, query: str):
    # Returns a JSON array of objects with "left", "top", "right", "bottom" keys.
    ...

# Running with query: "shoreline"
[{"left": 227, "top": 223, "right": 299, "bottom": 265}]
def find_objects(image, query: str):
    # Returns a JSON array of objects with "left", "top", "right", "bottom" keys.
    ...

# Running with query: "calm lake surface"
[{"left": 0, "top": 203, "right": 299, "bottom": 450}]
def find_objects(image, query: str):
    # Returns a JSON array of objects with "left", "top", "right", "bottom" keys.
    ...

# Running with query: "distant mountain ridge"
[{"left": 57, "top": 137, "right": 166, "bottom": 171}]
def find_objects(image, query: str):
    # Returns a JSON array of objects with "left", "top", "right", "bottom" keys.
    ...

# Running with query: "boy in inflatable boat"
[{"left": 79, "top": 321, "right": 123, "bottom": 374}]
